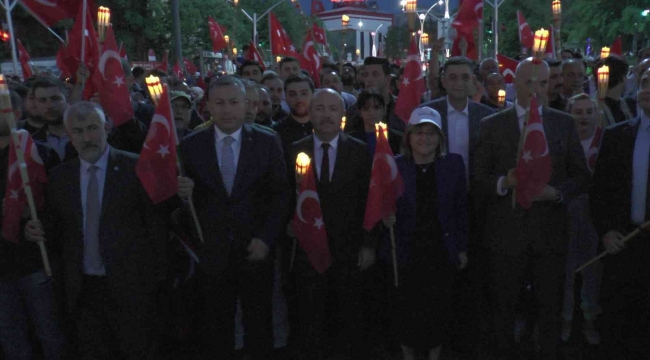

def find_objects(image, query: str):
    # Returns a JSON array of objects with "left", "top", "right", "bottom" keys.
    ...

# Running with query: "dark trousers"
[
  {"left": 599, "top": 230, "right": 650, "bottom": 359},
  {"left": 75, "top": 275, "right": 158, "bottom": 360},
  {"left": 197, "top": 256, "right": 274, "bottom": 359}
]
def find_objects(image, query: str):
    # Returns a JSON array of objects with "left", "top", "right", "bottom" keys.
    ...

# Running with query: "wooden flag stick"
[
  {"left": 0, "top": 76, "right": 52, "bottom": 277},
  {"left": 390, "top": 226, "right": 398, "bottom": 287},
  {"left": 575, "top": 221, "right": 650, "bottom": 274}
]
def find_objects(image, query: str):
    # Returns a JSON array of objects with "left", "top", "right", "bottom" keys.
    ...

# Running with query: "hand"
[
  {"left": 24, "top": 219, "right": 46, "bottom": 243},
  {"left": 247, "top": 237, "right": 269, "bottom": 262},
  {"left": 76, "top": 63, "right": 90, "bottom": 83},
  {"left": 504, "top": 169, "right": 518, "bottom": 189},
  {"left": 177, "top": 176, "right": 194, "bottom": 199},
  {"left": 432, "top": 37, "right": 445, "bottom": 53},
  {"left": 602, "top": 230, "right": 625, "bottom": 254},
  {"left": 457, "top": 252, "right": 468, "bottom": 270},
  {"left": 532, "top": 185, "right": 559, "bottom": 202},
  {"left": 382, "top": 213, "right": 396, "bottom": 228},
  {"left": 357, "top": 246, "right": 376, "bottom": 271}
]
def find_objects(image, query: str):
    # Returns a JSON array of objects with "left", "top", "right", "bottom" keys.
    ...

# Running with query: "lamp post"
[
  {"left": 372, "top": 24, "right": 384, "bottom": 57},
  {"left": 340, "top": 15, "right": 350, "bottom": 73},
  {"left": 240, "top": 0, "right": 285, "bottom": 47}
]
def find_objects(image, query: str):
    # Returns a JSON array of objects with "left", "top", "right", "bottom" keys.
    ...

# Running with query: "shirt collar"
[
  {"left": 214, "top": 125, "right": 243, "bottom": 143},
  {"left": 447, "top": 97, "right": 469, "bottom": 116},
  {"left": 80, "top": 145, "right": 110, "bottom": 172},
  {"left": 515, "top": 100, "right": 543, "bottom": 119},
  {"left": 314, "top": 133, "right": 340, "bottom": 151}
]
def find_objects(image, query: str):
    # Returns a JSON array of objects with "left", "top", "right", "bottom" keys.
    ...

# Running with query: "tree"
[{"left": 384, "top": 24, "right": 411, "bottom": 60}]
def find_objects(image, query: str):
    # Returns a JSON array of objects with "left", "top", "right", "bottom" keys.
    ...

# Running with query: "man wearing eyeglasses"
[{"left": 170, "top": 91, "right": 193, "bottom": 139}]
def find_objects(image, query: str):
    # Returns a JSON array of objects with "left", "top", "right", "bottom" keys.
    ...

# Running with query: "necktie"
[
  {"left": 221, "top": 136, "right": 236, "bottom": 195},
  {"left": 321, "top": 143, "right": 330, "bottom": 185},
  {"left": 84, "top": 165, "right": 104, "bottom": 275}
]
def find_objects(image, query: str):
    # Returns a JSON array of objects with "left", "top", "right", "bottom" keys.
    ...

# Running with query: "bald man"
[
  {"left": 289, "top": 89, "right": 373, "bottom": 359},
  {"left": 562, "top": 59, "right": 586, "bottom": 98},
  {"left": 475, "top": 59, "right": 590, "bottom": 359}
]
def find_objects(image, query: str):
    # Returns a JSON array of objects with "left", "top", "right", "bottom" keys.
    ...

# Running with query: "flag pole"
[
  {"left": 0, "top": 75, "right": 52, "bottom": 277},
  {"left": 80, "top": 0, "right": 88, "bottom": 92},
  {"left": 4, "top": 0, "right": 20, "bottom": 77},
  {"left": 16, "top": 3, "right": 65, "bottom": 43}
]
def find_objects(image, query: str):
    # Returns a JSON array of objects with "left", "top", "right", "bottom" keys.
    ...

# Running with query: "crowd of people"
[{"left": 0, "top": 44, "right": 649, "bottom": 360}]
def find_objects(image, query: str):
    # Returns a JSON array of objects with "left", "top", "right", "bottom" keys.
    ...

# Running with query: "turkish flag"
[
  {"left": 517, "top": 10, "right": 534, "bottom": 49},
  {"left": 515, "top": 96, "right": 552, "bottom": 209},
  {"left": 208, "top": 16, "right": 228, "bottom": 52},
  {"left": 312, "top": 23, "right": 327, "bottom": 46},
  {"left": 292, "top": 160, "right": 331, "bottom": 273},
  {"left": 136, "top": 85, "right": 179, "bottom": 204},
  {"left": 544, "top": 25, "right": 556, "bottom": 59},
  {"left": 610, "top": 37, "right": 622, "bottom": 56},
  {"left": 156, "top": 50, "right": 169, "bottom": 72},
  {"left": 496, "top": 54, "right": 519, "bottom": 84},
  {"left": 16, "top": 40, "right": 34, "bottom": 79},
  {"left": 183, "top": 58, "right": 197, "bottom": 75},
  {"left": 452, "top": 0, "right": 483, "bottom": 35},
  {"left": 91, "top": 25, "right": 134, "bottom": 127},
  {"left": 118, "top": 42, "right": 128, "bottom": 60},
  {"left": 56, "top": 44, "right": 71, "bottom": 79},
  {"left": 66, "top": 0, "right": 99, "bottom": 73},
  {"left": 394, "top": 38, "right": 425, "bottom": 124},
  {"left": 586, "top": 126, "right": 603, "bottom": 173},
  {"left": 363, "top": 128, "right": 404, "bottom": 231},
  {"left": 245, "top": 41, "right": 267, "bottom": 71},
  {"left": 2, "top": 130, "right": 46, "bottom": 243},
  {"left": 172, "top": 60, "right": 184, "bottom": 79},
  {"left": 311, "top": 0, "right": 325, "bottom": 14},
  {"left": 19, "top": 0, "right": 93, "bottom": 28},
  {"left": 270, "top": 12, "right": 298, "bottom": 57},
  {"left": 299, "top": 34, "right": 321, "bottom": 87}
]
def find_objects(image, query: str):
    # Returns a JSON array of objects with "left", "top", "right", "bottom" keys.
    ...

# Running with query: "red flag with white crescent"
[
  {"left": 156, "top": 50, "right": 169, "bottom": 72},
  {"left": 2, "top": 130, "right": 46, "bottom": 243},
  {"left": 363, "top": 127, "right": 404, "bottom": 231},
  {"left": 136, "top": 86, "right": 179, "bottom": 204},
  {"left": 517, "top": 10, "right": 534, "bottom": 49},
  {"left": 299, "top": 34, "right": 321, "bottom": 87},
  {"left": 19, "top": 0, "right": 94, "bottom": 28},
  {"left": 515, "top": 95, "right": 552, "bottom": 209},
  {"left": 496, "top": 54, "right": 519, "bottom": 84},
  {"left": 16, "top": 40, "right": 34, "bottom": 79},
  {"left": 292, "top": 160, "right": 331, "bottom": 273},
  {"left": 394, "top": 37, "right": 425, "bottom": 124},
  {"left": 544, "top": 25, "right": 556, "bottom": 60},
  {"left": 452, "top": 0, "right": 483, "bottom": 34},
  {"left": 208, "top": 16, "right": 228, "bottom": 52},
  {"left": 245, "top": 41, "right": 267, "bottom": 71}
]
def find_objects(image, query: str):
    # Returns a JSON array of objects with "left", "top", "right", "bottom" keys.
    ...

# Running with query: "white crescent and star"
[
  {"left": 144, "top": 114, "right": 172, "bottom": 150},
  {"left": 296, "top": 189, "right": 320, "bottom": 223},
  {"left": 524, "top": 123, "right": 549, "bottom": 157},
  {"left": 98, "top": 50, "right": 122, "bottom": 80}
]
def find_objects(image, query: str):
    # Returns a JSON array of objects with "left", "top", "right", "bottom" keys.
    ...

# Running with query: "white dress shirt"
[
  {"left": 214, "top": 125, "right": 243, "bottom": 170},
  {"left": 313, "top": 134, "right": 339, "bottom": 182},
  {"left": 446, "top": 97, "right": 470, "bottom": 180},
  {"left": 631, "top": 114, "right": 650, "bottom": 224},
  {"left": 80, "top": 146, "right": 110, "bottom": 229}
]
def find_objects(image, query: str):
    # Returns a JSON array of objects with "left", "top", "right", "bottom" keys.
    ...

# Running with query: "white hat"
[{"left": 408, "top": 107, "right": 442, "bottom": 129}]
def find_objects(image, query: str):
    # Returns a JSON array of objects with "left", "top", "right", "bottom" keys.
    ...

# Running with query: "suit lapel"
[
  {"left": 231, "top": 124, "right": 255, "bottom": 199},
  {"left": 329, "top": 133, "right": 348, "bottom": 187},
  {"left": 197, "top": 127, "right": 228, "bottom": 197},
  {"left": 98, "top": 148, "right": 120, "bottom": 250},
  {"left": 68, "top": 159, "right": 83, "bottom": 245}
]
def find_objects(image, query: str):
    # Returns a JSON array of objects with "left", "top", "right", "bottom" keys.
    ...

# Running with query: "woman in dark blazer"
[
  {"left": 380, "top": 107, "right": 468, "bottom": 360},
  {"left": 346, "top": 90, "right": 402, "bottom": 155}
]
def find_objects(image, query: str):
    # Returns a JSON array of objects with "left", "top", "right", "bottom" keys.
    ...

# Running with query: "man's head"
[
  {"left": 545, "top": 59, "right": 564, "bottom": 99},
  {"left": 310, "top": 88, "right": 345, "bottom": 140},
  {"left": 242, "top": 79, "right": 260, "bottom": 124},
  {"left": 31, "top": 77, "right": 68, "bottom": 126},
  {"left": 567, "top": 93, "right": 598, "bottom": 140},
  {"left": 561, "top": 59, "right": 585, "bottom": 96},
  {"left": 341, "top": 63, "right": 356, "bottom": 86},
  {"left": 279, "top": 56, "right": 300, "bottom": 80},
  {"left": 320, "top": 63, "right": 338, "bottom": 77},
  {"left": 321, "top": 71, "right": 343, "bottom": 93},
  {"left": 593, "top": 55, "right": 629, "bottom": 92},
  {"left": 514, "top": 58, "right": 550, "bottom": 107},
  {"left": 637, "top": 58, "right": 650, "bottom": 88},
  {"left": 285, "top": 74, "right": 315, "bottom": 118},
  {"left": 239, "top": 60, "right": 264, "bottom": 83},
  {"left": 638, "top": 69, "right": 650, "bottom": 116},
  {"left": 257, "top": 85, "right": 273, "bottom": 118},
  {"left": 170, "top": 91, "right": 193, "bottom": 131},
  {"left": 169, "top": 77, "right": 191, "bottom": 94},
  {"left": 485, "top": 72, "right": 505, "bottom": 100},
  {"left": 64, "top": 102, "right": 108, "bottom": 163},
  {"left": 132, "top": 66, "right": 145, "bottom": 86},
  {"left": 561, "top": 49, "right": 575, "bottom": 61},
  {"left": 206, "top": 75, "right": 247, "bottom": 134},
  {"left": 261, "top": 73, "right": 284, "bottom": 114},
  {"left": 479, "top": 58, "right": 499, "bottom": 82},
  {"left": 120, "top": 59, "right": 135, "bottom": 90},
  {"left": 362, "top": 57, "right": 391, "bottom": 95},
  {"left": 442, "top": 56, "right": 475, "bottom": 101}
]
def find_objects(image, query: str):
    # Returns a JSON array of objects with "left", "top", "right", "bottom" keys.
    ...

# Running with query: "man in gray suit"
[{"left": 474, "top": 59, "right": 590, "bottom": 359}]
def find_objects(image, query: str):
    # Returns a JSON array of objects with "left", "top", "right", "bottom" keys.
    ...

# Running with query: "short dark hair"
[
  {"left": 357, "top": 89, "right": 385, "bottom": 110},
  {"left": 31, "top": 76, "right": 67, "bottom": 97},
  {"left": 284, "top": 73, "right": 314, "bottom": 93},
  {"left": 566, "top": 93, "right": 596, "bottom": 113},
  {"left": 594, "top": 55, "right": 629, "bottom": 89},
  {"left": 261, "top": 72, "right": 282, "bottom": 86},
  {"left": 279, "top": 56, "right": 299, "bottom": 69},
  {"left": 239, "top": 60, "right": 263, "bottom": 76},
  {"left": 206, "top": 75, "right": 245, "bottom": 101},
  {"left": 545, "top": 59, "right": 562, "bottom": 68},
  {"left": 363, "top": 57, "right": 391, "bottom": 76},
  {"left": 9, "top": 83, "right": 28, "bottom": 100},
  {"left": 443, "top": 56, "right": 474, "bottom": 75},
  {"left": 342, "top": 62, "right": 356, "bottom": 77},
  {"left": 132, "top": 66, "right": 145, "bottom": 78},
  {"left": 561, "top": 49, "right": 575, "bottom": 57},
  {"left": 322, "top": 63, "right": 338, "bottom": 74},
  {"left": 320, "top": 71, "right": 340, "bottom": 86}
]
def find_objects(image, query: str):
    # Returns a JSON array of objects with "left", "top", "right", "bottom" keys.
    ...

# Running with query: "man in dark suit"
[
  {"left": 25, "top": 101, "right": 167, "bottom": 360},
  {"left": 177, "top": 76, "right": 289, "bottom": 359},
  {"left": 590, "top": 68, "right": 650, "bottom": 359},
  {"left": 474, "top": 58, "right": 590, "bottom": 359},
  {"left": 289, "top": 89, "right": 374, "bottom": 359}
]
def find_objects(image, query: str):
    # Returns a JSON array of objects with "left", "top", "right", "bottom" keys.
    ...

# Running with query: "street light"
[
  {"left": 372, "top": 24, "right": 384, "bottom": 57},
  {"left": 340, "top": 15, "right": 350, "bottom": 73},
  {"left": 642, "top": 9, "right": 650, "bottom": 17},
  {"left": 342, "top": 15, "right": 350, "bottom": 28},
  {"left": 239, "top": 0, "right": 285, "bottom": 47},
  {"left": 358, "top": 21, "right": 363, "bottom": 28}
]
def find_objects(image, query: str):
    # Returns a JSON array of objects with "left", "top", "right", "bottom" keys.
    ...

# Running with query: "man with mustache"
[
  {"left": 546, "top": 59, "right": 567, "bottom": 112},
  {"left": 341, "top": 63, "right": 358, "bottom": 98},
  {"left": 271, "top": 74, "right": 315, "bottom": 156},
  {"left": 261, "top": 73, "right": 289, "bottom": 122},
  {"left": 256, "top": 85, "right": 274, "bottom": 127},
  {"left": 31, "top": 77, "right": 77, "bottom": 162},
  {"left": 561, "top": 59, "right": 586, "bottom": 99}
]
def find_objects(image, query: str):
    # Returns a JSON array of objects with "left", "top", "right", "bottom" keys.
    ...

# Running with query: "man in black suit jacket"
[
  {"left": 177, "top": 76, "right": 289, "bottom": 359},
  {"left": 474, "top": 59, "right": 590, "bottom": 359},
  {"left": 590, "top": 69, "right": 650, "bottom": 359},
  {"left": 25, "top": 101, "right": 167, "bottom": 360},
  {"left": 289, "top": 89, "right": 374, "bottom": 359}
]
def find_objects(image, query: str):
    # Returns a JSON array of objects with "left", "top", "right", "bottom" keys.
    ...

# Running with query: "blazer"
[
  {"left": 473, "top": 106, "right": 591, "bottom": 256},
  {"left": 380, "top": 154, "right": 468, "bottom": 267},
  {"left": 419, "top": 97, "right": 496, "bottom": 180},
  {"left": 590, "top": 117, "right": 640, "bottom": 237},
  {"left": 289, "top": 133, "right": 374, "bottom": 262},
  {"left": 179, "top": 124, "right": 290, "bottom": 275},
  {"left": 45, "top": 148, "right": 167, "bottom": 312}
]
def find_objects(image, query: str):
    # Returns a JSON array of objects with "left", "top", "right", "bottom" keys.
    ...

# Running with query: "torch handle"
[{"left": 176, "top": 158, "right": 205, "bottom": 243}]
